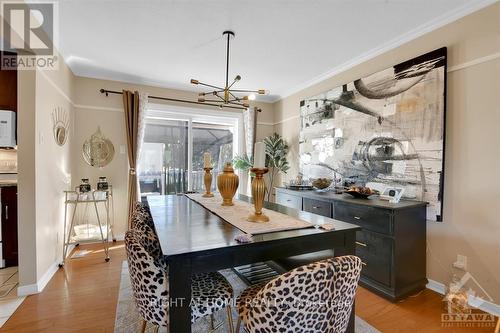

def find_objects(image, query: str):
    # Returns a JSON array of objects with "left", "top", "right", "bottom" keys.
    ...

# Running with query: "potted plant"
[
  {"left": 233, "top": 133, "right": 290, "bottom": 201},
  {"left": 263, "top": 133, "right": 290, "bottom": 201}
]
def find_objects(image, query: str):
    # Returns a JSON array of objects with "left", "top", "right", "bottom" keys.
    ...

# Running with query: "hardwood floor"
[
  {"left": 1, "top": 243, "right": 126, "bottom": 332},
  {"left": 1, "top": 242, "right": 497, "bottom": 332}
]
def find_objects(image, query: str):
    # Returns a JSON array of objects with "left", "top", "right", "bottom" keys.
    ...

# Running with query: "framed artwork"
[{"left": 299, "top": 48, "right": 447, "bottom": 221}]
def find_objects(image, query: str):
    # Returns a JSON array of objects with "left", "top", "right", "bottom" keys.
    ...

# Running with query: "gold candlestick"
[
  {"left": 202, "top": 167, "right": 214, "bottom": 197},
  {"left": 247, "top": 167, "right": 269, "bottom": 223}
]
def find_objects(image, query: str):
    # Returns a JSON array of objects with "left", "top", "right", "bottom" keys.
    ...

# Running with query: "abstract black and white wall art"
[{"left": 299, "top": 48, "right": 447, "bottom": 221}]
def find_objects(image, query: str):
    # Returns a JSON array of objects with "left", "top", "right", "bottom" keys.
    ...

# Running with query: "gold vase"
[
  {"left": 247, "top": 168, "right": 269, "bottom": 223},
  {"left": 202, "top": 167, "right": 214, "bottom": 197},
  {"left": 217, "top": 162, "right": 239, "bottom": 206}
]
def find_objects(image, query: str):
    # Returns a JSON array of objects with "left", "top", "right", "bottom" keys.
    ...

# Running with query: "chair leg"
[
  {"left": 235, "top": 317, "right": 241, "bottom": 333},
  {"left": 139, "top": 320, "right": 147, "bottom": 333},
  {"left": 210, "top": 313, "right": 215, "bottom": 330},
  {"left": 153, "top": 325, "right": 159, "bottom": 333},
  {"left": 226, "top": 305, "right": 234, "bottom": 333}
]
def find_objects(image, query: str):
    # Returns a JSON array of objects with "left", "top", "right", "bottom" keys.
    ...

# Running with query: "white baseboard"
[
  {"left": 17, "top": 245, "right": 76, "bottom": 297},
  {"left": 17, "top": 260, "right": 59, "bottom": 296},
  {"left": 426, "top": 279, "right": 500, "bottom": 316},
  {"left": 426, "top": 279, "right": 447, "bottom": 294}
]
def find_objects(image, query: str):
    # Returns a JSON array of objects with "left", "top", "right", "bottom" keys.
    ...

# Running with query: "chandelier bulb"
[
  {"left": 235, "top": 75, "right": 241, "bottom": 81},
  {"left": 191, "top": 79, "right": 199, "bottom": 85}
]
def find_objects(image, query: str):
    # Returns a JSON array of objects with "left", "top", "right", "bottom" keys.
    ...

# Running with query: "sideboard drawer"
[
  {"left": 303, "top": 198, "right": 332, "bottom": 218},
  {"left": 356, "top": 231, "right": 393, "bottom": 287},
  {"left": 275, "top": 192, "right": 302, "bottom": 210},
  {"left": 334, "top": 202, "right": 393, "bottom": 235}
]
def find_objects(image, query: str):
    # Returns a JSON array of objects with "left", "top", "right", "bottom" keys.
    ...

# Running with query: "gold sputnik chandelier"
[{"left": 190, "top": 31, "right": 267, "bottom": 110}]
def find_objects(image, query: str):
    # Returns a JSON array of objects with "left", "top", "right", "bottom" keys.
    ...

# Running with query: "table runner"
[{"left": 186, "top": 193, "right": 313, "bottom": 235}]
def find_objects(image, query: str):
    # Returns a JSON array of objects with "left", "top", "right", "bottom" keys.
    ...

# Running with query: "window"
[{"left": 138, "top": 105, "right": 242, "bottom": 196}]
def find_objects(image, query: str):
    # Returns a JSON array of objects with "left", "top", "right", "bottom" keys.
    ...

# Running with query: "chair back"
[
  {"left": 124, "top": 229, "right": 169, "bottom": 326},
  {"left": 243, "top": 255, "right": 362, "bottom": 333},
  {"left": 131, "top": 202, "right": 165, "bottom": 266},
  {"left": 131, "top": 202, "right": 154, "bottom": 229}
]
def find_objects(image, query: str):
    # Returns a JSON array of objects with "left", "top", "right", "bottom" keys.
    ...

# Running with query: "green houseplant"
[
  {"left": 263, "top": 133, "right": 290, "bottom": 201},
  {"left": 233, "top": 133, "right": 290, "bottom": 201}
]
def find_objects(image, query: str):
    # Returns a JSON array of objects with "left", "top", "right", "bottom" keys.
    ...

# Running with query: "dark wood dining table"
[{"left": 148, "top": 194, "right": 361, "bottom": 333}]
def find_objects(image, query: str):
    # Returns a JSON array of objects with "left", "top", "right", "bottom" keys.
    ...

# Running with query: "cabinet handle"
[
  {"left": 356, "top": 241, "right": 367, "bottom": 247},
  {"left": 353, "top": 216, "right": 361, "bottom": 220},
  {"left": 312, "top": 206, "right": 321, "bottom": 209},
  {"left": 5, "top": 205, "right": 8, "bottom": 220},
  {"left": 361, "top": 261, "right": 367, "bottom": 266}
]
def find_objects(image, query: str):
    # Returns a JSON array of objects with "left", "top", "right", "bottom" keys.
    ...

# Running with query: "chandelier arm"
[
  {"left": 227, "top": 78, "right": 239, "bottom": 89},
  {"left": 228, "top": 101, "right": 246, "bottom": 106},
  {"left": 214, "top": 94, "right": 226, "bottom": 101},
  {"left": 230, "top": 89, "right": 263, "bottom": 93},
  {"left": 201, "top": 99, "right": 223, "bottom": 103},
  {"left": 198, "top": 82, "right": 224, "bottom": 90},
  {"left": 229, "top": 92, "right": 239, "bottom": 100}
]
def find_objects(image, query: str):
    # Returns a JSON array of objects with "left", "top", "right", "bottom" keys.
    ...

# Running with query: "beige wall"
[
  {"left": 17, "top": 54, "right": 76, "bottom": 290},
  {"left": 72, "top": 76, "right": 274, "bottom": 237},
  {"left": 17, "top": 68, "right": 37, "bottom": 287},
  {"left": 34, "top": 66, "right": 75, "bottom": 281},
  {"left": 273, "top": 3, "right": 500, "bottom": 302}
]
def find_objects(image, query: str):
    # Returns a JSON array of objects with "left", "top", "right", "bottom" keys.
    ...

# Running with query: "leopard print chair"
[
  {"left": 131, "top": 202, "right": 154, "bottom": 229},
  {"left": 125, "top": 229, "right": 235, "bottom": 333},
  {"left": 236, "top": 256, "right": 362, "bottom": 333},
  {"left": 130, "top": 202, "right": 167, "bottom": 271}
]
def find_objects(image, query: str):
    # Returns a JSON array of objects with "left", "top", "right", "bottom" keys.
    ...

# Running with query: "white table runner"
[{"left": 186, "top": 193, "right": 313, "bottom": 235}]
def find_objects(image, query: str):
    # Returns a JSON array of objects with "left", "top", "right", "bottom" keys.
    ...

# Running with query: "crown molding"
[{"left": 274, "top": 0, "right": 499, "bottom": 102}]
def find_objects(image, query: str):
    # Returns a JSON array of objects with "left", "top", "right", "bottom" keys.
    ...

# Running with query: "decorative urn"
[{"left": 217, "top": 162, "right": 239, "bottom": 206}]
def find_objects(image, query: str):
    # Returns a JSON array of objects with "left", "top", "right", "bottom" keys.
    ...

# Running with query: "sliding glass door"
[
  {"left": 138, "top": 107, "right": 240, "bottom": 196},
  {"left": 191, "top": 122, "right": 234, "bottom": 192},
  {"left": 138, "top": 120, "right": 189, "bottom": 195}
]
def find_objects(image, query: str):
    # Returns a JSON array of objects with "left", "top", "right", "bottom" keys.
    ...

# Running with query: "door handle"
[
  {"left": 312, "top": 206, "right": 321, "bottom": 209},
  {"left": 356, "top": 241, "right": 367, "bottom": 247},
  {"left": 353, "top": 216, "right": 361, "bottom": 220}
]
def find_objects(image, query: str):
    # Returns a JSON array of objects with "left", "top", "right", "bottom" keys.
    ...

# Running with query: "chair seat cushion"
[
  {"left": 191, "top": 272, "right": 234, "bottom": 323},
  {"left": 272, "top": 249, "right": 335, "bottom": 271}
]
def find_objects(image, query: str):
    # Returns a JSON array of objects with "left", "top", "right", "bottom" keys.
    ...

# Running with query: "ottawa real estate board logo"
[
  {"left": 1, "top": 1, "right": 58, "bottom": 70},
  {"left": 442, "top": 272, "right": 497, "bottom": 329}
]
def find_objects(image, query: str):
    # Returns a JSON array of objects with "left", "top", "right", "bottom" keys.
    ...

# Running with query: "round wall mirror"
[{"left": 82, "top": 126, "right": 115, "bottom": 168}]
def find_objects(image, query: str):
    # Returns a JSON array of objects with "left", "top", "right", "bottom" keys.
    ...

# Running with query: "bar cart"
[{"left": 60, "top": 186, "right": 115, "bottom": 267}]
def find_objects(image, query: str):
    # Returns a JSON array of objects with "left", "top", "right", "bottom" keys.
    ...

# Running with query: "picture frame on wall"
[{"left": 299, "top": 48, "right": 447, "bottom": 221}]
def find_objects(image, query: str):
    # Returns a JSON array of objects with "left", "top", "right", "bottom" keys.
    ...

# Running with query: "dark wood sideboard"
[{"left": 275, "top": 187, "right": 427, "bottom": 301}]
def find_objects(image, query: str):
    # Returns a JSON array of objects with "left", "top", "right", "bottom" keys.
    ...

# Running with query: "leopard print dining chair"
[
  {"left": 125, "top": 230, "right": 235, "bottom": 333},
  {"left": 236, "top": 255, "right": 362, "bottom": 333},
  {"left": 131, "top": 201, "right": 154, "bottom": 229},
  {"left": 131, "top": 202, "right": 167, "bottom": 271}
]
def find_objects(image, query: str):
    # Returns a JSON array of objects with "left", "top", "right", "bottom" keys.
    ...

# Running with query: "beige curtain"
[{"left": 122, "top": 90, "right": 143, "bottom": 229}]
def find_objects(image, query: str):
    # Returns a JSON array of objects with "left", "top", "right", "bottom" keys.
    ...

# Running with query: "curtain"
[
  {"left": 243, "top": 107, "right": 256, "bottom": 158},
  {"left": 122, "top": 90, "right": 148, "bottom": 229}
]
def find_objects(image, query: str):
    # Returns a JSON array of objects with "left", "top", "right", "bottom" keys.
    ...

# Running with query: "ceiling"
[{"left": 57, "top": 0, "right": 493, "bottom": 101}]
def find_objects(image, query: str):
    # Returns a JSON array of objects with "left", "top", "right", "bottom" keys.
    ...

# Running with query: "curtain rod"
[{"left": 99, "top": 88, "right": 261, "bottom": 112}]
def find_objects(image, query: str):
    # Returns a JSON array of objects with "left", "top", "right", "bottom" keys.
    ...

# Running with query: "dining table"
[{"left": 148, "top": 194, "right": 362, "bottom": 333}]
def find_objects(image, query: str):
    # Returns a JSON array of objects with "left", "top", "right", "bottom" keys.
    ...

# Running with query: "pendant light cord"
[{"left": 225, "top": 32, "right": 230, "bottom": 88}]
